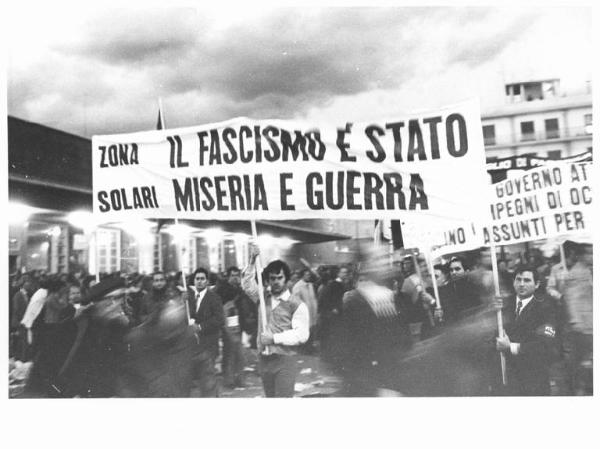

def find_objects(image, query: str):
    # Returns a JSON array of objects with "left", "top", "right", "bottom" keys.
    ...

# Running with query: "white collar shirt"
[
  {"left": 516, "top": 295, "right": 534, "bottom": 316},
  {"left": 270, "top": 288, "right": 291, "bottom": 308},
  {"left": 194, "top": 287, "right": 208, "bottom": 313}
]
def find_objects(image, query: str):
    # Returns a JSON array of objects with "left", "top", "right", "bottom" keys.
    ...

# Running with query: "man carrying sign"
[
  {"left": 495, "top": 266, "right": 559, "bottom": 396},
  {"left": 242, "top": 246, "right": 309, "bottom": 397}
]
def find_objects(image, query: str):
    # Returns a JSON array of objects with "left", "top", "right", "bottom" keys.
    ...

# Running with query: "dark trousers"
[
  {"left": 259, "top": 354, "right": 298, "bottom": 397},
  {"left": 222, "top": 328, "right": 245, "bottom": 387},
  {"left": 564, "top": 331, "right": 593, "bottom": 395},
  {"left": 191, "top": 351, "right": 218, "bottom": 397}
]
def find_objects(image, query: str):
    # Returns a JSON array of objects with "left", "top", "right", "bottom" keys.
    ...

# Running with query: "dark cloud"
[
  {"left": 61, "top": 8, "right": 203, "bottom": 64},
  {"left": 8, "top": 7, "right": 569, "bottom": 137},
  {"left": 154, "top": 8, "right": 430, "bottom": 105}
]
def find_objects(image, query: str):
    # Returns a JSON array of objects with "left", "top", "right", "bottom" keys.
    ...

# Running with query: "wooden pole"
[
  {"left": 490, "top": 244, "right": 508, "bottom": 386},
  {"left": 559, "top": 240, "right": 566, "bottom": 268},
  {"left": 426, "top": 252, "right": 441, "bottom": 310},
  {"left": 94, "top": 229, "right": 100, "bottom": 282},
  {"left": 412, "top": 251, "right": 434, "bottom": 327},
  {"left": 174, "top": 218, "right": 191, "bottom": 323},
  {"left": 251, "top": 220, "right": 270, "bottom": 354}
]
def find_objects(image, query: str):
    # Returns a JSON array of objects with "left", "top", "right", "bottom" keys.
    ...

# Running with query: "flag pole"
[
  {"left": 490, "top": 243, "right": 508, "bottom": 386},
  {"left": 158, "top": 97, "right": 190, "bottom": 322},
  {"left": 412, "top": 250, "right": 435, "bottom": 328},
  {"left": 425, "top": 252, "right": 442, "bottom": 311},
  {"left": 559, "top": 240, "right": 566, "bottom": 268},
  {"left": 251, "top": 220, "right": 270, "bottom": 354},
  {"left": 94, "top": 229, "right": 100, "bottom": 282}
]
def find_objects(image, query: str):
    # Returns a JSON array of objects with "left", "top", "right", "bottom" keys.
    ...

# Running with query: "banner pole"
[
  {"left": 174, "top": 218, "right": 191, "bottom": 323},
  {"left": 251, "top": 220, "right": 270, "bottom": 354},
  {"left": 412, "top": 251, "right": 434, "bottom": 328},
  {"left": 490, "top": 244, "right": 508, "bottom": 386},
  {"left": 94, "top": 229, "right": 100, "bottom": 283},
  {"left": 426, "top": 252, "right": 441, "bottom": 310},
  {"left": 559, "top": 240, "right": 566, "bottom": 268}
]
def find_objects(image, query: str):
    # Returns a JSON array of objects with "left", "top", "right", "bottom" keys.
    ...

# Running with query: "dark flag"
[{"left": 375, "top": 219, "right": 404, "bottom": 250}]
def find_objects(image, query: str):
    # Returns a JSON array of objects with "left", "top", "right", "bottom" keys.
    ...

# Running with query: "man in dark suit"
[
  {"left": 495, "top": 266, "right": 558, "bottom": 396},
  {"left": 186, "top": 267, "right": 224, "bottom": 397},
  {"left": 318, "top": 265, "right": 350, "bottom": 356}
]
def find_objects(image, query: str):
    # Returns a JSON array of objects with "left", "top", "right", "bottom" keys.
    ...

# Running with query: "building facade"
[
  {"left": 481, "top": 78, "right": 592, "bottom": 163},
  {"left": 7, "top": 117, "right": 349, "bottom": 276}
]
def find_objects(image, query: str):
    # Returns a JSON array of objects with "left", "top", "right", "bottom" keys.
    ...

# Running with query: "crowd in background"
[{"left": 8, "top": 239, "right": 593, "bottom": 397}]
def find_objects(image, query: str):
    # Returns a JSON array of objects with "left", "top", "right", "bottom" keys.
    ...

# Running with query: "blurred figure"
[
  {"left": 448, "top": 257, "right": 481, "bottom": 313},
  {"left": 292, "top": 268, "right": 319, "bottom": 353},
  {"left": 27, "top": 278, "right": 77, "bottom": 397},
  {"left": 337, "top": 260, "right": 409, "bottom": 396},
  {"left": 318, "top": 265, "right": 351, "bottom": 359},
  {"left": 138, "top": 271, "right": 168, "bottom": 323},
  {"left": 120, "top": 282, "right": 196, "bottom": 398},
  {"left": 214, "top": 266, "right": 250, "bottom": 388},
  {"left": 430, "top": 263, "right": 457, "bottom": 323},
  {"left": 560, "top": 242, "right": 593, "bottom": 395},
  {"left": 399, "top": 256, "right": 436, "bottom": 342},
  {"left": 55, "top": 276, "right": 133, "bottom": 397},
  {"left": 10, "top": 275, "right": 33, "bottom": 361},
  {"left": 287, "top": 269, "right": 302, "bottom": 292}
]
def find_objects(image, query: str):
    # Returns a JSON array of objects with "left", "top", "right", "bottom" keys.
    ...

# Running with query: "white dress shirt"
[
  {"left": 510, "top": 295, "right": 534, "bottom": 355},
  {"left": 193, "top": 287, "right": 207, "bottom": 313},
  {"left": 515, "top": 295, "right": 533, "bottom": 316}
]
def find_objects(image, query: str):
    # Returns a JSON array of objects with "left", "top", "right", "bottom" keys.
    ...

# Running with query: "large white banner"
[
  {"left": 402, "top": 161, "right": 593, "bottom": 257},
  {"left": 92, "top": 99, "right": 489, "bottom": 223}
]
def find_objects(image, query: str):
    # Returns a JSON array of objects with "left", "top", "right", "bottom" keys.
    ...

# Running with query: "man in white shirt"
[
  {"left": 242, "top": 247, "right": 309, "bottom": 397},
  {"left": 185, "top": 267, "right": 224, "bottom": 397}
]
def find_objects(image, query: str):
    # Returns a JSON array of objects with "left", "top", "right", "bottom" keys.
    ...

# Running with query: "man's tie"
[{"left": 516, "top": 300, "right": 523, "bottom": 317}]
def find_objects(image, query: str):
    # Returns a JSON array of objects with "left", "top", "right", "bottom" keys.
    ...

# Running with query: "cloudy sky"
[{"left": 6, "top": 3, "right": 593, "bottom": 137}]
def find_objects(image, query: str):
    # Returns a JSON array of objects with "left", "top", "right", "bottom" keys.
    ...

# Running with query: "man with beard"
[{"left": 242, "top": 247, "right": 309, "bottom": 397}]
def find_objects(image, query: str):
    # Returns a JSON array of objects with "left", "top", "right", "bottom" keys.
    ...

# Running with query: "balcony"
[{"left": 483, "top": 125, "right": 592, "bottom": 148}]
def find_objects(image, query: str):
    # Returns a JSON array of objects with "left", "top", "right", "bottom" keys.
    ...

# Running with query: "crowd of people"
[{"left": 8, "top": 239, "right": 593, "bottom": 397}]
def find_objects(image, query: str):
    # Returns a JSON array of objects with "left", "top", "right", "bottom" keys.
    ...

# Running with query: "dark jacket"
[
  {"left": 214, "top": 281, "right": 257, "bottom": 336},
  {"left": 318, "top": 280, "right": 347, "bottom": 316},
  {"left": 187, "top": 288, "right": 224, "bottom": 358},
  {"left": 10, "top": 289, "right": 29, "bottom": 330},
  {"left": 502, "top": 295, "right": 559, "bottom": 395},
  {"left": 446, "top": 277, "right": 481, "bottom": 316}
]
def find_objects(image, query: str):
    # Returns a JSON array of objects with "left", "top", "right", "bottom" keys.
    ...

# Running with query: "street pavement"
[{"left": 214, "top": 347, "right": 344, "bottom": 398}]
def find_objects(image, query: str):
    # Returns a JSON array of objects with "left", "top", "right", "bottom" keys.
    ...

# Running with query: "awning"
[
  {"left": 162, "top": 219, "right": 351, "bottom": 244},
  {"left": 9, "top": 176, "right": 350, "bottom": 244}
]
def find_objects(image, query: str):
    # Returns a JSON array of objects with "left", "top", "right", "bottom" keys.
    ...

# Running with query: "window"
[
  {"left": 96, "top": 228, "right": 121, "bottom": 273},
  {"left": 520, "top": 121, "right": 535, "bottom": 141},
  {"left": 545, "top": 118, "right": 559, "bottom": 139},
  {"left": 584, "top": 114, "right": 592, "bottom": 134},
  {"left": 547, "top": 150, "right": 562, "bottom": 160},
  {"left": 482, "top": 125, "right": 496, "bottom": 145}
]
